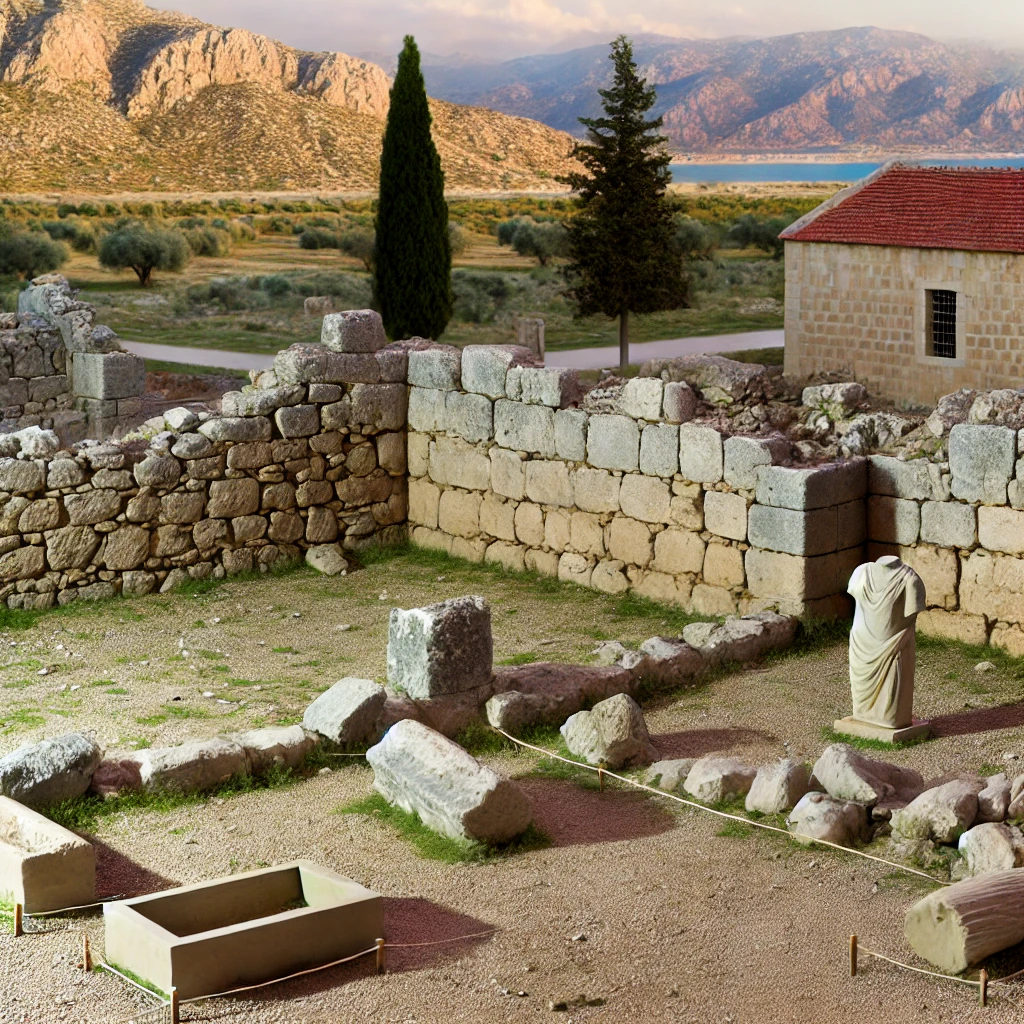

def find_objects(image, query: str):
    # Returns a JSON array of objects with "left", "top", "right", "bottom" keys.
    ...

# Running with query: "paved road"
[{"left": 123, "top": 328, "right": 784, "bottom": 374}]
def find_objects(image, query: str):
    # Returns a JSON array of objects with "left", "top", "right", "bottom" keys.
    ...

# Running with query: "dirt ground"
[{"left": 3, "top": 551, "right": 1024, "bottom": 1023}]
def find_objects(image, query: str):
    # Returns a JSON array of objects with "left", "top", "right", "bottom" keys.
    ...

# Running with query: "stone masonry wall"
[{"left": 784, "top": 241, "right": 1024, "bottom": 408}]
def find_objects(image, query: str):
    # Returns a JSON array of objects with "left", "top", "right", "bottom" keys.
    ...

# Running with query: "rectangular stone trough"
[
  {"left": 103, "top": 861, "right": 382, "bottom": 1000},
  {"left": 0, "top": 795, "right": 95, "bottom": 913}
]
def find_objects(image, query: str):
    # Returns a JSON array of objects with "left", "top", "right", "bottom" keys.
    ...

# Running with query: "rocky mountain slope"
[
  {"left": 420, "top": 28, "right": 1024, "bottom": 154},
  {"left": 0, "top": 0, "right": 578, "bottom": 191}
]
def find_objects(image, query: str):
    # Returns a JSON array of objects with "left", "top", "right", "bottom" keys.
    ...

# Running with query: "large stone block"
[
  {"left": 303, "top": 678, "right": 386, "bottom": 746},
  {"left": 366, "top": 720, "right": 532, "bottom": 844},
  {"left": 747, "top": 504, "right": 836, "bottom": 555},
  {"left": 444, "top": 391, "right": 493, "bottom": 444},
  {"left": 70, "top": 351, "right": 145, "bottom": 400},
  {"left": 867, "top": 496, "right": 920, "bottom": 545},
  {"left": 573, "top": 468, "right": 620, "bottom": 513},
  {"left": 525, "top": 460, "right": 573, "bottom": 507},
  {"left": 755, "top": 459, "right": 867, "bottom": 510},
  {"left": 132, "top": 738, "right": 248, "bottom": 793},
  {"left": 514, "top": 501, "right": 544, "bottom": 546},
  {"left": 65, "top": 488, "right": 122, "bottom": 526},
  {"left": 46, "top": 526, "right": 100, "bottom": 571},
  {"left": 0, "top": 458, "right": 44, "bottom": 494},
  {"left": 607, "top": 516, "right": 653, "bottom": 566},
  {"left": 587, "top": 414, "right": 639, "bottom": 471},
  {"left": 979, "top": 506, "right": 1024, "bottom": 555},
  {"left": 273, "top": 343, "right": 327, "bottom": 384},
  {"left": 408, "top": 477, "right": 441, "bottom": 529},
  {"left": 617, "top": 377, "right": 663, "bottom": 420},
  {"left": 869, "top": 455, "right": 936, "bottom": 501},
  {"left": 461, "top": 345, "right": 536, "bottom": 399},
  {"left": 544, "top": 508, "right": 570, "bottom": 551},
  {"left": 275, "top": 404, "right": 320, "bottom": 438},
  {"left": 678, "top": 424, "right": 724, "bottom": 484},
  {"left": 207, "top": 479, "right": 259, "bottom": 518},
  {"left": 408, "top": 346, "right": 461, "bottom": 391},
  {"left": 703, "top": 543, "right": 745, "bottom": 588},
  {"left": 221, "top": 385, "right": 305, "bottom": 417},
  {"left": 334, "top": 383, "right": 407, "bottom": 433},
  {"left": 438, "top": 489, "right": 482, "bottom": 538},
  {"left": 639, "top": 423, "right": 679, "bottom": 477},
  {"left": 961, "top": 551, "right": 1024, "bottom": 623},
  {"left": 0, "top": 733, "right": 102, "bottom": 808},
  {"left": 745, "top": 546, "right": 861, "bottom": 601},
  {"left": 507, "top": 366, "right": 582, "bottom": 408},
  {"left": 102, "top": 526, "right": 152, "bottom": 571},
  {"left": 704, "top": 490, "right": 747, "bottom": 541},
  {"left": 554, "top": 408, "right": 588, "bottom": 462},
  {"left": 494, "top": 400, "right": 556, "bottom": 457},
  {"left": 920, "top": 501, "right": 977, "bottom": 549},
  {"left": 198, "top": 416, "right": 272, "bottom": 443},
  {"left": 724, "top": 435, "right": 789, "bottom": 491},
  {"left": 949, "top": 424, "right": 1016, "bottom": 505},
  {"left": 569, "top": 511, "right": 604, "bottom": 557},
  {"left": 408, "top": 387, "right": 447, "bottom": 433},
  {"left": 320, "top": 309, "right": 387, "bottom": 353},
  {"left": 428, "top": 436, "right": 490, "bottom": 491},
  {"left": 490, "top": 447, "right": 525, "bottom": 499},
  {"left": 558, "top": 551, "right": 592, "bottom": 587},
  {"left": 561, "top": 693, "right": 657, "bottom": 769},
  {"left": 662, "top": 380, "right": 698, "bottom": 424},
  {"left": 653, "top": 528, "right": 705, "bottom": 574},
  {"left": 387, "top": 595, "right": 493, "bottom": 698}
]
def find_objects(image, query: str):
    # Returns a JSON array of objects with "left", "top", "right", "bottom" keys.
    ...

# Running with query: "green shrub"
[
  {"left": 182, "top": 226, "right": 232, "bottom": 258},
  {"left": 298, "top": 227, "right": 340, "bottom": 250},
  {"left": 41, "top": 219, "right": 96, "bottom": 253},
  {"left": 99, "top": 225, "right": 190, "bottom": 285},
  {"left": 0, "top": 230, "right": 68, "bottom": 279}
]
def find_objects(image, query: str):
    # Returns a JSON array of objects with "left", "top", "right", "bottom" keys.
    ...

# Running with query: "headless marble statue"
[{"left": 834, "top": 555, "right": 931, "bottom": 744}]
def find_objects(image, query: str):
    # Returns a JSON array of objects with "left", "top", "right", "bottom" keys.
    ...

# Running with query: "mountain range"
[
  {"left": 414, "top": 28, "right": 1024, "bottom": 154},
  {"left": 0, "top": 0, "right": 579, "bottom": 192}
]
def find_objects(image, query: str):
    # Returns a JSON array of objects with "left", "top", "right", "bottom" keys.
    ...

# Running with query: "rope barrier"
[
  {"left": 97, "top": 962, "right": 168, "bottom": 1004},
  {"left": 492, "top": 728, "right": 949, "bottom": 885},
  {"left": 858, "top": 947, "right": 982, "bottom": 988},
  {"left": 386, "top": 929, "right": 498, "bottom": 948}
]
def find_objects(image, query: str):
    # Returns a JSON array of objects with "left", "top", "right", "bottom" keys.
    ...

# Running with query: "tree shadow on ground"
[
  {"left": 518, "top": 777, "right": 674, "bottom": 847},
  {"left": 929, "top": 702, "right": 1024, "bottom": 738},
  {"left": 649, "top": 727, "right": 774, "bottom": 759},
  {"left": 93, "top": 839, "right": 178, "bottom": 900}
]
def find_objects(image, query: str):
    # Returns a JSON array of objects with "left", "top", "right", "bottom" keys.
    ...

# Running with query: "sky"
[{"left": 151, "top": 0, "right": 1024, "bottom": 59}]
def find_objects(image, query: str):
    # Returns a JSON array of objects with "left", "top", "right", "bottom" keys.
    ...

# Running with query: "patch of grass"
[
  {"left": 143, "top": 359, "right": 249, "bottom": 379},
  {"left": 1, "top": 707, "right": 45, "bottom": 731},
  {"left": 729, "top": 346, "right": 784, "bottom": 366},
  {"left": 337, "top": 792, "right": 550, "bottom": 863},
  {"left": 197, "top": 650, "right": 225, "bottom": 660},
  {"left": 272, "top": 646, "right": 299, "bottom": 655},
  {"left": 135, "top": 713, "right": 168, "bottom": 726},
  {"left": 918, "top": 633, "right": 1024, "bottom": 680},
  {"left": 716, "top": 820, "right": 755, "bottom": 838},
  {"left": 497, "top": 652, "right": 540, "bottom": 666},
  {"left": 820, "top": 726, "right": 930, "bottom": 751},
  {"left": 164, "top": 703, "right": 211, "bottom": 720},
  {"left": 105, "top": 687, "right": 128, "bottom": 695},
  {"left": 90, "top": 679, "right": 116, "bottom": 688},
  {"left": 104, "top": 962, "right": 169, "bottom": 1000},
  {"left": 2, "top": 679, "right": 32, "bottom": 689}
]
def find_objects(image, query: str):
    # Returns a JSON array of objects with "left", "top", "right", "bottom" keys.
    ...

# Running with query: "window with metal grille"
[{"left": 927, "top": 289, "right": 957, "bottom": 359}]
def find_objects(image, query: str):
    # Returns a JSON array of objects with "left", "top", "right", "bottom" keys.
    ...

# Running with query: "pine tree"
[
  {"left": 374, "top": 36, "right": 452, "bottom": 340},
  {"left": 560, "top": 36, "right": 687, "bottom": 372}
]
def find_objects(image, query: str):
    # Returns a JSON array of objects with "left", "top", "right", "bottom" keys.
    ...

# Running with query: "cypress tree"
[
  {"left": 374, "top": 35, "right": 452, "bottom": 340},
  {"left": 560, "top": 36, "right": 687, "bottom": 373}
]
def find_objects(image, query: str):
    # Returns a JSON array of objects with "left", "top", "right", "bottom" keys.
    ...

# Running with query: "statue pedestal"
[{"left": 833, "top": 716, "right": 931, "bottom": 745}]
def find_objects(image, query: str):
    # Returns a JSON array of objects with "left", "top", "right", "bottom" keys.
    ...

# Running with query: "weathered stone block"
[
  {"left": 507, "top": 366, "right": 581, "bottom": 408},
  {"left": 755, "top": 459, "right": 867, "bottom": 510},
  {"left": 587, "top": 414, "right": 639, "bottom": 471},
  {"left": 408, "top": 346, "right": 461, "bottom": 391},
  {"left": 607, "top": 516, "right": 653, "bottom": 566},
  {"left": 303, "top": 678, "right": 386, "bottom": 745},
  {"left": 561, "top": 693, "right": 657, "bottom": 769},
  {"left": 591, "top": 559, "right": 629, "bottom": 593},
  {"left": 132, "top": 738, "right": 248, "bottom": 793},
  {"left": 70, "top": 351, "right": 145, "bottom": 399},
  {"left": 920, "top": 501, "right": 977, "bottom": 549},
  {"left": 619, "top": 474, "right": 671, "bottom": 523},
  {"left": 617, "top": 377, "right": 663, "bottom": 420},
  {"left": 494, "top": 400, "right": 555, "bottom": 456},
  {"left": 199, "top": 416, "right": 272, "bottom": 443},
  {"left": 869, "top": 455, "right": 935, "bottom": 501},
  {"left": 65, "top": 489, "right": 121, "bottom": 526},
  {"left": 866, "top": 496, "right": 920, "bottom": 545},
  {"left": 438, "top": 489, "right": 482, "bottom": 538},
  {"left": 490, "top": 447, "right": 525, "bottom": 500},
  {"left": 678, "top": 424, "right": 724, "bottom": 484},
  {"left": 525, "top": 460, "right": 573, "bottom": 507},
  {"left": 0, "top": 458, "right": 44, "bottom": 494},
  {"left": 544, "top": 508, "right": 570, "bottom": 551},
  {"left": 207, "top": 479, "right": 259, "bottom": 519},
  {"left": 221, "top": 385, "right": 305, "bottom": 417},
  {"left": 0, "top": 733, "right": 102, "bottom": 808},
  {"left": 979, "top": 506, "right": 1024, "bottom": 555},
  {"left": 570, "top": 511, "right": 604, "bottom": 558},
  {"left": 724, "top": 435, "right": 789, "bottom": 491},
  {"left": 662, "top": 380, "right": 698, "bottom": 424},
  {"left": 653, "top": 528, "right": 705, "bottom": 574},
  {"left": 704, "top": 490, "right": 747, "bottom": 541},
  {"left": 484, "top": 540, "right": 526, "bottom": 572},
  {"left": 336, "top": 383, "right": 407, "bottom": 433},
  {"left": 558, "top": 551, "right": 592, "bottom": 586},
  {"left": 387, "top": 595, "right": 492, "bottom": 698},
  {"left": 950, "top": 424, "right": 1016, "bottom": 505},
  {"left": 514, "top": 502, "right": 544, "bottom": 546},
  {"left": 407, "top": 387, "right": 447, "bottom": 433},
  {"left": 703, "top": 543, "right": 745, "bottom": 588},
  {"left": 573, "top": 468, "right": 620, "bottom": 513},
  {"left": 747, "top": 504, "right": 837, "bottom": 555},
  {"left": 46, "top": 526, "right": 99, "bottom": 571},
  {"left": 554, "top": 408, "right": 588, "bottom": 462},
  {"left": 461, "top": 344, "right": 536, "bottom": 399},
  {"left": 745, "top": 546, "right": 861, "bottom": 601},
  {"left": 639, "top": 423, "right": 679, "bottom": 477},
  {"left": 275, "top": 404, "right": 320, "bottom": 438},
  {"left": 320, "top": 309, "right": 387, "bottom": 353},
  {"left": 961, "top": 551, "right": 1024, "bottom": 623}
]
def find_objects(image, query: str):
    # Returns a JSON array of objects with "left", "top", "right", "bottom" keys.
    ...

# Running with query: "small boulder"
[
  {"left": 745, "top": 758, "right": 811, "bottom": 814},
  {"left": 644, "top": 758, "right": 696, "bottom": 794},
  {"left": 787, "top": 791, "right": 867, "bottom": 847},
  {"left": 811, "top": 743, "right": 923, "bottom": 806},
  {"left": 132, "top": 738, "right": 248, "bottom": 793},
  {"left": 977, "top": 773, "right": 1012, "bottom": 823},
  {"left": 486, "top": 691, "right": 556, "bottom": 734},
  {"left": 303, "top": 678, "right": 386, "bottom": 746},
  {"left": 1006, "top": 773, "right": 1024, "bottom": 820},
  {"left": 591, "top": 640, "right": 628, "bottom": 666},
  {"left": 958, "top": 822, "right": 1024, "bottom": 876},
  {"left": 366, "top": 719, "right": 532, "bottom": 844},
  {"left": 305, "top": 544, "right": 349, "bottom": 576},
  {"left": 560, "top": 693, "right": 658, "bottom": 769},
  {"left": 683, "top": 755, "right": 757, "bottom": 804},
  {"left": 891, "top": 778, "right": 984, "bottom": 844},
  {"left": 0, "top": 733, "right": 103, "bottom": 808}
]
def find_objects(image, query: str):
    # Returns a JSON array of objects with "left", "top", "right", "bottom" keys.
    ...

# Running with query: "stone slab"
[
  {"left": 755, "top": 459, "right": 867, "bottom": 510},
  {"left": 832, "top": 717, "right": 931, "bottom": 744}
]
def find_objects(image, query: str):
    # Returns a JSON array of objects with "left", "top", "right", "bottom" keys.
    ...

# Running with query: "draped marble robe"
[{"left": 847, "top": 555, "right": 927, "bottom": 729}]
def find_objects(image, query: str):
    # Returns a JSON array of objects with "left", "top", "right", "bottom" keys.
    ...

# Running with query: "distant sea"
[{"left": 669, "top": 157, "right": 1024, "bottom": 184}]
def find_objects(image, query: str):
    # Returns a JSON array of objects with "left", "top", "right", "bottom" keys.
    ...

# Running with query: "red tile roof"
[{"left": 780, "top": 163, "right": 1024, "bottom": 255}]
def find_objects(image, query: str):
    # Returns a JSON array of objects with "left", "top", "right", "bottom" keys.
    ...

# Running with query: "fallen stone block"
[
  {"left": 905, "top": 870, "right": 1024, "bottom": 972},
  {"left": 89, "top": 759, "right": 143, "bottom": 799},
  {"left": 811, "top": 743, "right": 924, "bottom": 806},
  {"left": 561, "top": 693, "right": 657, "bottom": 769},
  {"left": 636, "top": 637, "right": 702, "bottom": 687},
  {"left": 890, "top": 779, "right": 984, "bottom": 843},
  {"left": 411, "top": 690, "right": 491, "bottom": 738},
  {"left": 366, "top": 719, "right": 532, "bottom": 844},
  {"left": 303, "top": 678, "right": 387, "bottom": 746},
  {"left": 485, "top": 691, "right": 558, "bottom": 734},
  {"left": 682, "top": 755, "right": 757, "bottom": 804},
  {"left": 786, "top": 791, "right": 867, "bottom": 846},
  {"left": 745, "top": 759, "right": 811, "bottom": 814},
  {"left": 644, "top": 759, "right": 696, "bottom": 793},
  {"left": 0, "top": 795, "right": 95, "bottom": 913},
  {"left": 461, "top": 345, "right": 537, "bottom": 400},
  {"left": 680, "top": 612, "right": 797, "bottom": 666},
  {"left": 0, "top": 733, "right": 102, "bottom": 808},
  {"left": 977, "top": 773, "right": 1012, "bottom": 823},
  {"left": 131, "top": 738, "right": 248, "bottom": 793},
  {"left": 387, "top": 595, "right": 493, "bottom": 699},
  {"left": 232, "top": 726, "right": 319, "bottom": 772},
  {"left": 305, "top": 544, "right": 349, "bottom": 576},
  {"left": 957, "top": 822, "right": 1024, "bottom": 877}
]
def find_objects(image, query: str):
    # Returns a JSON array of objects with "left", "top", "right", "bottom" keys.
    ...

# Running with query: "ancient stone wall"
[{"left": 783, "top": 241, "right": 1024, "bottom": 408}]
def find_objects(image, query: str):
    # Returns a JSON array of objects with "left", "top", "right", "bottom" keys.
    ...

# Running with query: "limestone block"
[
  {"left": 122, "top": 570, "right": 156, "bottom": 596},
  {"left": 18, "top": 499, "right": 59, "bottom": 533},
  {"left": 690, "top": 583, "right": 737, "bottom": 615},
  {"left": 303, "top": 678, "right": 386, "bottom": 745},
  {"left": 724, "top": 435, "right": 788, "bottom": 491},
  {"left": 683, "top": 756, "right": 756, "bottom": 804},
  {"left": 554, "top": 408, "right": 588, "bottom": 462},
  {"left": 408, "top": 345, "right": 461, "bottom": 391},
  {"left": 591, "top": 559, "right": 629, "bottom": 594},
  {"left": 207, "top": 479, "right": 259, "bottom": 519},
  {"left": 70, "top": 351, "right": 145, "bottom": 399},
  {"left": 558, "top": 551, "right": 592, "bottom": 587},
  {"left": 47, "top": 459, "right": 86, "bottom": 489},
  {"left": 479, "top": 493, "right": 516, "bottom": 542},
  {"left": 979, "top": 506, "right": 1024, "bottom": 554},
  {"left": 305, "top": 506, "right": 338, "bottom": 542},
  {"left": 0, "top": 795, "right": 95, "bottom": 913},
  {"left": 0, "top": 458, "right": 44, "bottom": 494},
  {"left": 670, "top": 482, "right": 704, "bottom": 531},
  {"left": 375, "top": 433, "right": 406, "bottom": 477},
  {"left": 607, "top": 516, "right": 653, "bottom": 567},
  {"left": 0, "top": 733, "right": 102, "bottom": 808},
  {"left": 787, "top": 792, "right": 866, "bottom": 847},
  {"left": 678, "top": 424, "right": 724, "bottom": 484},
  {"left": 490, "top": 448, "right": 525, "bottom": 500},
  {"left": 261, "top": 483, "right": 297, "bottom": 511},
  {"left": 461, "top": 344, "right": 536, "bottom": 399},
  {"left": 991, "top": 624, "right": 1024, "bottom": 657},
  {"left": 494, "top": 400, "right": 556, "bottom": 456},
  {"left": 587, "top": 414, "right": 639, "bottom": 472},
  {"left": 171, "top": 433, "right": 214, "bottom": 461},
  {"left": 892, "top": 779, "right": 983, "bottom": 843},
  {"left": 867, "top": 496, "right": 920, "bottom": 545},
  {"left": 437, "top": 489, "right": 482, "bottom": 539},
  {"left": 561, "top": 693, "right": 657, "bottom": 769},
  {"left": 645, "top": 759, "right": 697, "bottom": 793},
  {"left": 132, "top": 738, "right": 247, "bottom": 794},
  {"left": 703, "top": 543, "right": 745, "bottom": 588},
  {"left": 232, "top": 515, "right": 266, "bottom": 543},
  {"left": 412, "top": 526, "right": 452, "bottom": 555},
  {"left": 747, "top": 504, "right": 836, "bottom": 555},
  {"left": 704, "top": 491, "right": 747, "bottom": 541},
  {"left": 221, "top": 385, "right": 305, "bottom": 417},
  {"left": 895, "top": 544, "right": 959, "bottom": 610},
  {"left": 958, "top": 823, "right": 1024, "bottom": 876},
  {"left": 745, "top": 546, "right": 861, "bottom": 602},
  {"left": 135, "top": 453, "right": 183, "bottom": 489},
  {"left": 745, "top": 759, "right": 811, "bottom": 814},
  {"left": 838, "top": 499, "right": 867, "bottom": 548},
  {"left": 484, "top": 540, "right": 527, "bottom": 572},
  {"left": 619, "top": 474, "right": 671, "bottom": 523},
  {"left": 949, "top": 424, "right": 1016, "bottom": 504},
  {"left": 102, "top": 526, "right": 151, "bottom": 570},
  {"left": 407, "top": 433, "right": 429, "bottom": 477},
  {"left": 617, "top": 377, "right": 663, "bottom": 420},
  {"left": 387, "top": 595, "right": 492, "bottom": 698},
  {"left": 273, "top": 344, "right": 327, "bottom": 384},
  {"left": 868, "top": 455, "right": 936, "bottom": 501},
  {"left": 653, "top": 528, "right": 705, "bottom": 575},
  {"left": 920, "top": 501, "right": 976, "bottom": 549},
  {"left": 526, "top": 548, "right": 558, "bottom": 577},
  {"left": 366, "top": 720, "right": 532, "bottom": 844},
  {"left": 639, "top": 423, "right": 679, "bottom": 477},
  {"left": 337, "top": 383, "right": 408, "bottom": 433},
  {"left": 570, "top": 511, "right": 605, "bottom": 558},
  {"left": 46, "top": 526, "right": 100, "bottom": 571},
  {"left": 544, "top": 508, "right": 570, "bottom": 552},
  {"left": 308, "top": 383, "right": 343, "bottom": 404},
  {"left": 755, "top": 459, "right": 867, "bottom": 510},
  {"left": 444, "top": 391, "right": 493, "bottom": 444},
  {"left": 636, "top": 570, "right": 693, "bottom": 607},
  {"left": 232, "top": 726, "right": 319, "bottom": 772},
  {"left": 225, "top": 442, "right": 272, "bottom": 471},
  {"left": 507, "top": 366, "right": 582, "bottom": 408},
  {"left": 811, "top": 743, "right": 923, "bottom": 805},
  {"left": 153, "top": 524, "right": 192, "bottom": 557},
  {"left": 275, "top": 404, "right": 320, "bottom": 438},
  {"left": 917, "top": 608, "right": 987, "bottom": 645},
  {"left": 572, "top": 468, "right": 620, "bottom": 513},
  {"left": 960, "top": 550, "right": 1024, "bottom": 622},
  {"left": 408, "top": 387, "right": 447, "bottom": 433},
  {"left": 662, "top": 380, "right": 698, "bottom": 423},
  {"left": 320, "top": 309, "right": 387, "bottom": 353},
  {"left": 637, "top": 637, "right": 702, "bottom": 686},
  {"left": 514, "top": 502, "right": 544, "bottom": 546},
  {"left": 376, "top": 345, "right": 409, "bottom": 383},
  {"left": 428, "top": 436, "right": 490, "bottom": 491},
  {"left": 198, "top": 416, "right": 272, "bottom": 443},
  {"left": 159, "top": 492, "right": 205, "bottom": 525},
  {"left": 525, "top": 460, "right": 573, "bottom": 507}
]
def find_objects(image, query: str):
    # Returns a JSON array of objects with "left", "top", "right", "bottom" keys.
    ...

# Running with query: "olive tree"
[{"left": 99, "top": 225, "right": 190, "bottom": 286}]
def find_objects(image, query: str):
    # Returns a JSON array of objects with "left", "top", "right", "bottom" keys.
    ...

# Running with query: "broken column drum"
[{"left": 837, "top": 555, "right": 929, "bottom": 743}]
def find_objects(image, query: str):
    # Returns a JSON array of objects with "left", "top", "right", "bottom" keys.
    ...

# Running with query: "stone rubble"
[{"left": 560, "top": 693, "right": 658, "bottom": 770}]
